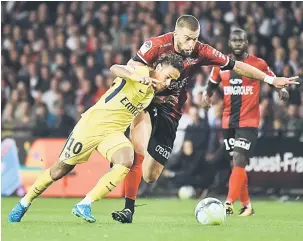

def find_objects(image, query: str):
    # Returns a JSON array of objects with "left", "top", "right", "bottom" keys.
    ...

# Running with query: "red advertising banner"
[{"left": 22, "top": 139, "right": 124, "bottom": 198}]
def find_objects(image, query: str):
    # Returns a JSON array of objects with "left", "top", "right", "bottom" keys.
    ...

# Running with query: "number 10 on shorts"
[{"left": 60, "top": 133, "right": 83, "bottom": 157}]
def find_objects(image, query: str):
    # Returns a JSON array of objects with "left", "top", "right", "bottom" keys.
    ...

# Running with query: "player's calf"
[
  {"left": 50, "top": 160, "right": 75, "bottom": 180},
  {"left": 8, "top": 160, "right": 74, "bottom": 222},
  {"left": 74, "top": 147, "right": 134, "bottom": 223},
  {"left": 142, "top": 154, "right": 164, "bottom": 183},
  {"left": 232, "top": 151, "right": 248, "bottom": 168}
]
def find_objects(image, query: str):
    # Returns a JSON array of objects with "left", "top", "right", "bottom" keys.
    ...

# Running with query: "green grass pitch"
[{"left": 2, "top": 197, "right": 303, "bottom": 241}]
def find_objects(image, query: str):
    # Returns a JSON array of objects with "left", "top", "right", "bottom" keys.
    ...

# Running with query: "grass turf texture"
[{"left": 2, "top": 197, "right": 303, "bottom": 241}]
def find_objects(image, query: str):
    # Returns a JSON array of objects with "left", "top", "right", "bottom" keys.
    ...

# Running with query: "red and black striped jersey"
[
  {"left": 136, "top": 32, "right": 231, "bottom": 120},
  {"left": 209, "top": 55, "right": 275, "bottom": 129}
]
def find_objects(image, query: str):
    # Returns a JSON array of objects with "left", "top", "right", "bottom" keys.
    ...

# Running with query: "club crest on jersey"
[{"left": 140, "top": 40, "right": 152, "bottom": 54}]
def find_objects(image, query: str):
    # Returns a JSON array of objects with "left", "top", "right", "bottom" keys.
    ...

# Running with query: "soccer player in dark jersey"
[
  {"left": 203, "top": 28, "right": 290, "bottom": 216},
  {"left": 112, "top": 15, "right": 299, "bottom": 223}
]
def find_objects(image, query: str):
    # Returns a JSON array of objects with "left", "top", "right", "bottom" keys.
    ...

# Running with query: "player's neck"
[{"left": 232, "top": 52, "right": 248, "bottom": 61}]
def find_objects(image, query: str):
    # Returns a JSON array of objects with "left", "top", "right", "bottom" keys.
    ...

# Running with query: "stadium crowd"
[{"left": 2, "top": 2, "right": 303, "bottom": 192}]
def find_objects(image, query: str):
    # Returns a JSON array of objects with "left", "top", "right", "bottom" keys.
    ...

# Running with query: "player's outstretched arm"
[
  {"left": 110, "top": 64, "right": 158, "bottom": 86},
  {"left": 110, "top": 64, "right": 138, "bottom": 79},
  {"left": 127, "top": 58, "right": 146, "bottom": 67},
  {"left": 233, "top": 61, "right": 300, "bottom": 88},
  {"left": 200, "top": 81, "right": 219, "bottom": 109}
]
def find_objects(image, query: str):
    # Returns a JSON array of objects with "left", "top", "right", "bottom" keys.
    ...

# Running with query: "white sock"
[
  {"left": 78, "top": 196, "right": 93, "bottom": 205},
  {"left": 246, "top": 203, "right": 252, "bottom": 209},
  {"left": 20, "top": 197, "right": 30, "bottom": 208}
]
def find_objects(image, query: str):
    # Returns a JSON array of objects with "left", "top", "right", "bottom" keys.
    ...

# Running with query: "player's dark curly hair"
[{"left": 155, "top": 52, "right": 184, "bottom": 74}]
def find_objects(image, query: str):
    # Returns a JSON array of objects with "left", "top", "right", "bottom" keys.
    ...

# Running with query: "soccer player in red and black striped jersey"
[
  {"left": 203, "top": 29, "right": 290, "bottom": 216},
  {"left": 112, "top": 15, "right": 299, "bottom": 223}
]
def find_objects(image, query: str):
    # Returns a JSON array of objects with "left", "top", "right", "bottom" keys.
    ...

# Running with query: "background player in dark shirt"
[
  {"left": 112, "top": 15, "right": 299, "bottom": 224},
  {"left": 203, "top": 29, "right": 290, "bottom": 216}
]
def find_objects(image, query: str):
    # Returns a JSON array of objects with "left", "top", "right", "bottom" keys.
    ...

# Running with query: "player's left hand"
[
  {"left": 201, "top": 91, "right": 211, "bottom": 109},
  {"left": 273, "top": 76, "right": 300, "bottom": 88},
  {"left": 278, "top": 88, "right": 289, "bottom": 101}
]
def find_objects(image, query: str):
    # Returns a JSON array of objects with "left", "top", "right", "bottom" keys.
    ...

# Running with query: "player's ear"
[
  {"left": 228, "top": 40, "right": 231, "bottom": 48},
  {"left": 173, "top": 30, "right": 178, "bottom": 38},
  {"left": 155, "top": 63, "right": 162, "bottom": 71}
]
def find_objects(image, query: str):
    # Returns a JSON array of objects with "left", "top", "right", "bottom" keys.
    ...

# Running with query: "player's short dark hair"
[
  {"left": 176, "top": 15, "right": 200, "bottom": 31},
  {"left": 155, "top": 53, "right": 184, "bottom": 74},
  {"left": 230, "top": 28, "right": 247, "bottom": 39}
]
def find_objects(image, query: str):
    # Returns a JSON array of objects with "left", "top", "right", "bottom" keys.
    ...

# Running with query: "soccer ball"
[
  {"left": 195, "top": 197, "right": 226, "bottom": 225},
  {"left": 178, "top": 185, "right": 196, "bottom": 199}
]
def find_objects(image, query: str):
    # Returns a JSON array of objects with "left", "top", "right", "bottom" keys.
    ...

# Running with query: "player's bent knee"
[
  {"left": 50, "top": 161, "right": 75, "bottom": 181},
  {"left": 133, "top": 143, "right": 145, "bottom": 156},
  {"left": 131, "top": 131, "right": 148, "bottom": 156},
  {"left": 142, "top": 155, "right": 164, "bottom": 183},
  {"left": 233, "top": 151, "right": 247, "bottom": 168},
  {"left": 111, "top": 147, "right": 134, "bottom": 169}
]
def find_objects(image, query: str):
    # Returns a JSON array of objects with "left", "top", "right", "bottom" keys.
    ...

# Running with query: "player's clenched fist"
[
  {"left": 201, "top": 92, "right": 211, "bottom": 109},
  {"left": 278, "top": 88, "right": 289, "bottom": 101}
]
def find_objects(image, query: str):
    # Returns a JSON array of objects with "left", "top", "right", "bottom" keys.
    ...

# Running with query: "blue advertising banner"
[{"left": 1, "top": 139, "right": 23, "bottom": 196}]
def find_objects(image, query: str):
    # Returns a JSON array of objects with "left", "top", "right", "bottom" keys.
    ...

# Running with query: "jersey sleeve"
[
  {"left": 258, "top": 59, "right": 276, "bottom": 77},
  {"left": 136, "top": 39, "right": 160, "bottom": 65},
  {"left": 209, "top": 66, "right": 222, "bottom": 84},
  {"left": 133, "top": 66, "right": 150, "bottom": 77},
  {"left": 123, "top": 66, "right": 150, "bottom": 83},
  {"left": 199, "top": 44, "right": 232, "bottom": 70}
]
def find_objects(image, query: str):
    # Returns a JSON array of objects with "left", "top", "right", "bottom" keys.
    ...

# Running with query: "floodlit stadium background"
[{"left": 1, "top": 2, "right": 303, "bottom": 198}]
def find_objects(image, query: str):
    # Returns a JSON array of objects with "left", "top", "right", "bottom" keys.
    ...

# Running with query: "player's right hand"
[
  {"left": 138, "top": 76, "right": 160, "bottom": 87},
  {"left": 273, "top": 76, "right": 300, "bottom": 88},
  {"left": 201, "top": 92, "right": 212, "bottom": 109}
]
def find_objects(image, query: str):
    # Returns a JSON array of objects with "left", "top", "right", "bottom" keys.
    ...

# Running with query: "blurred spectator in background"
[
  {"left": 284, "top": 104, "right": 303, "bottom": 139},
  {"left": 49, "top": 102, "right": 75, "bottom": 137},
  {"left": 184, "top": 104, "right": 209, "bottom": 151},
  {"left": 42, "top": 78, "right": 61, "bottom": 114},
  {"left": 32, "top": 103, "right": 50, "bottom": 137},
  {"left": 1, "top": 1, "right": 302, "bottom": 140}
]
